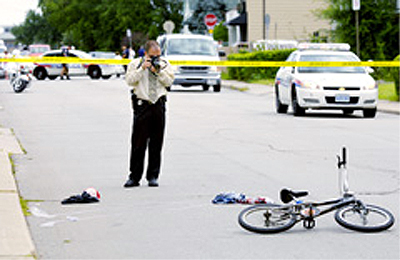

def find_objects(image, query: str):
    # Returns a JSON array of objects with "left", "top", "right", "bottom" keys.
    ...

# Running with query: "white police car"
[
  {"left": 275, "top": 43, "right": 378, "bottom": 118},
  {"left": 33, "top": 49, "right": 115, "bottom": 80}
]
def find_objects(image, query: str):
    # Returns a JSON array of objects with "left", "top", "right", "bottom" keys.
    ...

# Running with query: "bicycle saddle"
[{"left": 280, "top": 188, "right": 309, "bottom": 203}]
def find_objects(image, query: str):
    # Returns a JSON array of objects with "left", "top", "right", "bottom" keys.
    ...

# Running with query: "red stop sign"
[{"left": 204, "top": 13, "right": 218, "bottom": 27}]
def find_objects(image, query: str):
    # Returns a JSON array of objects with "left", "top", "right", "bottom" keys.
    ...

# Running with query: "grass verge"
[{"left": 379, "top": 82, "right": 399, "bottom": 101}]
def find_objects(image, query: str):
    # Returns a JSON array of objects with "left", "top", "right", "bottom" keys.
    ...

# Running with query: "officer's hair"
[{"left": 144, "top": 40, "right": 160, "bottom": 52}]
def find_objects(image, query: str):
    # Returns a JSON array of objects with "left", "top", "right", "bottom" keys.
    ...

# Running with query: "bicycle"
[{"left": 238, "top": 147, "right": 395, "bottom": 234}]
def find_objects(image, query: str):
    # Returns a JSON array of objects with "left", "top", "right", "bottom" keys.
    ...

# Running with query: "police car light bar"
[{"left": 298, "top": 43, "right": 351, "bottom": 51}]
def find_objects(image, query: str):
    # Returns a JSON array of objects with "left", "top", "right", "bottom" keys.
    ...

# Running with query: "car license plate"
[
  {"left": 335, "top": 94, "right": 350, "bottom": 103},
  {"left": 207, "top": 79, "right": 217, "bottom": 86}
]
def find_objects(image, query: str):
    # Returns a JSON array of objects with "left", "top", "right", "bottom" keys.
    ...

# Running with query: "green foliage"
[
  {"left": 11, "top": 10, "right": 62, "bottom": 47},
  {"left": 319, "top": 0, "right": 399, "bottom": 61},
  {"left": 390, "top": 55, "right": 400, "bottom": 100},
  {"left": 185, "top": 0, "right": 227, "bottom": 34},
  {"left": 227, "top": 49, "right": 295, "bottom": 81},
  {"left": 16, "top": 0, "right": 184, "bottom": 52},
  {"left": 213, "top": 22, "right": 228, "bottom": 42}
]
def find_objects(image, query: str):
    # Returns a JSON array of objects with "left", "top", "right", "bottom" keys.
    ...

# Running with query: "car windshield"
[
  {"left": 72, "top": 50, "right": 91, "bottom": 58},
  {"left": 298, "top": 54, "right": 365, "bottom": 74},
  {"left": 167, "top": 38, "right": 217, "bottom": 56},
  {"left": 30, "top": 47, "right": 50, "bottom": 53},
  {"left": 90, "top": 52, "right": 116, "bottom": 59}
]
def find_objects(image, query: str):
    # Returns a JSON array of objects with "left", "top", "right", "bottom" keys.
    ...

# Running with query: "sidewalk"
[
  {"left": 222, "top": 79, "right": 400, "bottom": 115},
  {"left": 0, "top": 128, "right": 36, "bottom": 259}
]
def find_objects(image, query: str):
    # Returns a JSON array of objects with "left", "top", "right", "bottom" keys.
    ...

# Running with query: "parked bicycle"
[{"left": 238, "top": 147, "right": 395, "bottom": 234}]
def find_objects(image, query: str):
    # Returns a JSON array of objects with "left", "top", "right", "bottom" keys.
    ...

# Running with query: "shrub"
[
  {"left": 227, "top": 49, "right": 295, "bottom": 81},
  {"left": 390, "top": 55, "right": 399, "bottom": 100}
]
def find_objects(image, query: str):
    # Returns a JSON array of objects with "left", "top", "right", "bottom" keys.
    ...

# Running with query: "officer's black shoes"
[
  {"left": 124, "top": 179, "right": 140, "bottom": 188},
  {"left": 148, "top": 179, "right": 159, "bottom": 187}
]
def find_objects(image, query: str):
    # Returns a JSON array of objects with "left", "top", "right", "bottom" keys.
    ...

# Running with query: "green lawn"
[{"left": 378, "top": 82, "right": 399, "bottom": 101}]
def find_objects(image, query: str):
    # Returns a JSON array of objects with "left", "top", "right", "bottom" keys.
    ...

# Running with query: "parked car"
[
  {"left": 89, "top": 51, "right": 124, "bottom": 77},
  {"left": 274, "top": 43, "right": 378, "bottom": 118},
  {"left": 33, "top": 49, "right": 115, "bottom": 80},
  {"left": 157, "top": 34, "right": 223, "bottom": 92},
  {"left": 29, "top": 44, "right": 51, "bottom": 57}
]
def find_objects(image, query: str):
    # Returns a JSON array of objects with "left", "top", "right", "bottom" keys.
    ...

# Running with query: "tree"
[
  {"left": 319, "top": 0, "right": 399, "bottom": 61},
  {"left": 11, "top": 10, "right": 62, "bottom": 47},
  {"left": 213, "top": 21, "right": 228, "bottom": 42},
  {"left": 185, "top": 0, "right": 227, "bottom": 34},
  {"left": 37, "top": 0, "right": 183, "bottom": 52}
]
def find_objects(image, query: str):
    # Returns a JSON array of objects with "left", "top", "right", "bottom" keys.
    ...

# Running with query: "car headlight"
[
  {"left": 171, "top": 65, "right": 179, "bottom": 73},
  {"left": 364, "top": 82, "right": 378, "bottom": 90},
  {"left": 296, "top": 80, "right": 320, "bottom": 89},
  {"left": 209, "top": 66, "right": 219, "bottom": 72}
]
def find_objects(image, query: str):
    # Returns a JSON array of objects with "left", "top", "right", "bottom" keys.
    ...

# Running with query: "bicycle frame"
[{"left": 238, "top": 147, "right": 394, "bottom": 233}]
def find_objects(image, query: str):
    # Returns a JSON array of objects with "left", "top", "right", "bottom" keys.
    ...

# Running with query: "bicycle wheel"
[
  {"left": 335, "top": 204, "right": 395, "bottom": 232},
  {"left": 238, "top": 204, "right": 296, "bottom": 234}
]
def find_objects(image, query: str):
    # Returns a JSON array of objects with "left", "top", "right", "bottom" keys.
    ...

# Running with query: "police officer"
[{"left": 124, "top": 40, "right": 174, "bottom": 188}]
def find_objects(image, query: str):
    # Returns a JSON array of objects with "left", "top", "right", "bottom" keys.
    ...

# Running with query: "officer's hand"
[{"left": 142, "top": 60, "right": 152, "bottom": 70}]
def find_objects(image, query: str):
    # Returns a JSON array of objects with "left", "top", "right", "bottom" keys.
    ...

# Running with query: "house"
[
  {"left": 0, "top": 26, "right": 16, "bottom": 51},
  {"left": 226, "top": 0, "right": 331, "bottom": 48}
]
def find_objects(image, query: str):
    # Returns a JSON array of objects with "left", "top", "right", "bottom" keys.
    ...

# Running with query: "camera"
[{"left": 150, "top": 56, "right": 161, "bottom": 71}]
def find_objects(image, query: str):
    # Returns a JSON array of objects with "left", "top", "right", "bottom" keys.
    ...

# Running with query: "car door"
[
  {"left": 67, "top": 52, "right": 85, "bottom": 76},
  {"left": 44, "top": 52, "right": 63, "bottom": 76},
  {"left": 279, "top": 53, "right": 297, "bottom": 103}
]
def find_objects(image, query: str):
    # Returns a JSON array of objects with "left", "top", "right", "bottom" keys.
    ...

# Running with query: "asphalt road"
[{"left": 0, "top": 77, "right": 399, "bottom": 259}]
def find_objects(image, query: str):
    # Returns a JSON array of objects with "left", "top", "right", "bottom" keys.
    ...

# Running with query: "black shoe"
[
  {"left": 124, "top": 179, "right": 140, "bottom": 188},
  {"left": 60, "top": 76, "right": 64, "bottom": 80},
  {"left": 148, "top": 179, "right": 159, "bottom": 187},
  {"left": 66, "top": 76, "right": 70, "bottom": 80}
]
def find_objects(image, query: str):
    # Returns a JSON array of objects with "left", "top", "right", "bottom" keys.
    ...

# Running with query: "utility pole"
[{"left": 352, "top": 0, "right": 361, "bottom": 56}]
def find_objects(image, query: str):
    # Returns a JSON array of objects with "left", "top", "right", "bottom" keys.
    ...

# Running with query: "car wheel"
[
  {"left": 89, "top": 66, "right": 101, "bottom": 79},
  {"left": 213, "top": 84, "right": 221, "bottom": 92},
  {"left": 291, "top": 86, "right": 305, "bottom": 116},
  {"left": 363, "top": 108, "right": 377, "bottom": 118},
  {"left": 48, "top": 75, "right": 58, "bottom": 80},
  {"left": 202, "top": 85, "right": 209, "bottom": 91},
  {"left": 34, "top": 67, "right": 47, "bottom": 80},
  {"left": 275, "top": 85, "right": 288, "bottom": 114},
  {"left": 166, "top": 86, "right": 171, "bottom": 92},
  {"left": 101, "top": 75, "right": 112, "bottom": 80}
]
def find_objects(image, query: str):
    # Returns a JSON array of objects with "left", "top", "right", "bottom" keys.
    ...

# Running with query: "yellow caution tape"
[{"left": 0, "top": 57, "right": 399, "bottom": 67}]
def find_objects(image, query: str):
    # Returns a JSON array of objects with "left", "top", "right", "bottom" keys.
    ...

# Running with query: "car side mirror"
[
  {"left": 366, "top": 67, "right": 374, "bottom": 74},
  {"left": 218, "top": 50, "right": 226, "bottom": 57},
  {"left": 283, "top": 67, "right": 294, "bottom": 73}
]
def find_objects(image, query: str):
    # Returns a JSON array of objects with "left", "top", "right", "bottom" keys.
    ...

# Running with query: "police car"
[
  {"left": 275, "top": 43, "right": 378, "bottom": 118},
  {"left": 33, "top": 49, "right": 115, "bottom": 80},
  {"left": 157, "top": 34, "right": 222, "bottom": 92}
]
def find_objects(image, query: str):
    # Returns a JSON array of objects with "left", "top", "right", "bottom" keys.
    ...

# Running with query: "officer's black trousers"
[{"left": 129, "top": 97, "right": 166, "bottom": 182}]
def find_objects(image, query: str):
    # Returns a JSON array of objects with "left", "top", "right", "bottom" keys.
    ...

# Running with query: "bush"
[
  {"left": 390, "top": 55, "right": 399, "bottom": 100},
  {"left": 227, "top": 49, "right": 295, "bottom": 81}
]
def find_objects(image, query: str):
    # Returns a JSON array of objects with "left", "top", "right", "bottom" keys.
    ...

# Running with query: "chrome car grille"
[
  {"left": 323, "top": 86, "right": 361, "bottom": 91},
  {"left": 179, "top": 66, "right": 210, "bottom": 74}
]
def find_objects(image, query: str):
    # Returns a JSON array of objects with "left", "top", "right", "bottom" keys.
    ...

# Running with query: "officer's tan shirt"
[{"left": 125, "top": 57, "right": 174, "bottom": 103}]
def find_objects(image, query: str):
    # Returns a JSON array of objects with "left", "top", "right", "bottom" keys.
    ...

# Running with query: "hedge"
[
  {"left": 390, "top": 55, "right": 399, "bottom": 100},
  {"left": 227, "top": 49, "right": 295, "bottom": 81}
]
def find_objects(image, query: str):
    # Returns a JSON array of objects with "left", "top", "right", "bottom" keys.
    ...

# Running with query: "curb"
[{"left": 0, "top": 128, "right": 36, "bottom": 259}]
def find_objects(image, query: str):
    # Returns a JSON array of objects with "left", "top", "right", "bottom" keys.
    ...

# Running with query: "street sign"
[
  {"left": 352, "top": 0, "right": 360, "bottom": 11},
  {"left": 204, "top": 13, "right": 218, "bottom": 28},
  {"left": 163, "top": 20, "right": 175, "bottom": 34}
]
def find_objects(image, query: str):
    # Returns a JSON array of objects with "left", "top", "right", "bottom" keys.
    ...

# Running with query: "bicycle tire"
[
  {"left": 238, "top": 204, "right": 296, "bottom": 234},
  {"left": 335, "top": 204, "right": 395, "bottom": 232}
]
